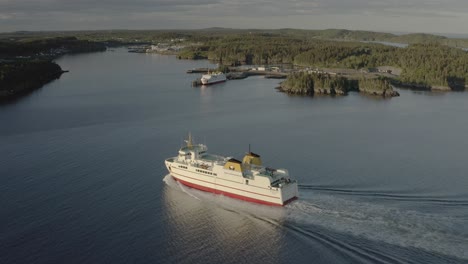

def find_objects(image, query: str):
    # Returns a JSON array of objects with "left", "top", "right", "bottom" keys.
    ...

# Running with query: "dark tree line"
[
  {"left": 281, "top": 72, "right": 398, "bottom": 97},
  {"left": 0, "top": 37, "right": 105, "bottom": 99},
  {"left": 0, "top": 37, "right": 106, "bottom": 58},
  {"left": 0, "top": 60, "right": 64, "bottom": 98}
]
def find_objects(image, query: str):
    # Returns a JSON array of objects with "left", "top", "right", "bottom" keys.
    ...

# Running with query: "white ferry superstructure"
[
  {"left": 165, "top": 135, "right": 298, "bottom": 206},
  {"left": 200, "top": 72, "right": 227, "bottom": 85}
]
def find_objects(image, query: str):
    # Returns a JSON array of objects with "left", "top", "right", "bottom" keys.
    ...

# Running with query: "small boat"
[
  {"left": 200, "top": 72, "right": 227, "bottom": 85},
  {"left": 165, "top": 134, "right": 299, "bottom": 206}
]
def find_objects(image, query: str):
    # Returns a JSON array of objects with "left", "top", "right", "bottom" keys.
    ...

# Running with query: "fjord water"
[{"left": 1, "top": 49, "right": 468, "bottom": 263}]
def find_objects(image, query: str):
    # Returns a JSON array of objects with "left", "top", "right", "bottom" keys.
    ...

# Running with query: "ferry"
[
  {"left": 200, "top": 72, "right": 227, "bottom": 85},
  {"left": 165, "top": 134, "right": 298, "bottom": 206}
]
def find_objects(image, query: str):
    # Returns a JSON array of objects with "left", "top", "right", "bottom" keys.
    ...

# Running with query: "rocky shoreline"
[
  {"left": 278, "top": 84, "right": 400, "bottom": 97},
  {"left": 278, "top": 73, "right": 400, "bottom": 98}
]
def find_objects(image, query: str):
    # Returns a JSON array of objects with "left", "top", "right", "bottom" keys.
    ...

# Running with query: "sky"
[{"left": 0, "top": 0, "right": 468, "bottom": 35}]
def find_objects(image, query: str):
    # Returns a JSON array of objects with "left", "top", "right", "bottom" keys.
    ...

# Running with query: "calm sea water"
[{"left": 1, "top": 49, "right": 468, "bottom": 264}]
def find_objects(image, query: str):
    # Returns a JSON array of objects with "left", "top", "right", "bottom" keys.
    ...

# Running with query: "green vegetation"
[
  {"left": 280, "top": 72, "right": 315, "bottom": 95},
  {"left": 281, "top": 72, "right": 398, "bottom": 97},
  {"left": 0, "top": 37, "right": 105, "bottom": 100},
  {"left": 393, "top": 44, "right": 467, "bottom": 88},
  {"left": 177, "top": 49, "right": 207, "bottom": 60},
  {"left": 0, "top": 37, "right": 106, "bottom": 58},
  {"left": 358, "top": 77, "right": 398, "bottom": 97},
  {"left": 0, "top": 60, "right": 63, "bottom": 99},
  {"left": 391, "top": 33, "right": 446, "bottom": 44}
]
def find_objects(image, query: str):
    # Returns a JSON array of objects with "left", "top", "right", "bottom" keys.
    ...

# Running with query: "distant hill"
[
  {"left": 194, "top": 28, "right": 463, "bottom": 46},
  {"left": 1, "top": 28, "right": 467, "bottom": 48},
  {"left": 276, "top": 28, "right": 395, "bottom": 41},
  {"left": 390, "top": 33, "right": 447, "bottom": 44}
]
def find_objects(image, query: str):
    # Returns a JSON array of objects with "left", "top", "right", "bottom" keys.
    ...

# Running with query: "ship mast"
[{"left": 185, "top": 132, "right": 193, "bottom": 148}]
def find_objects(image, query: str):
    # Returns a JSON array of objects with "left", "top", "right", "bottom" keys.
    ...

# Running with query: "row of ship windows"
[
  {"left": 196, "top": 169, "right": 217, "bottom": 176},
  {"left": 178, "top": 165, "right": 217, "bottom": 176}
]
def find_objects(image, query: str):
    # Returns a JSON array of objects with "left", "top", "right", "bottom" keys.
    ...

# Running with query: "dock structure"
[
  {"left": 186, "top": 68, "right": 216, "bottom": 74},
  {"left": 239, "top": 70, "right": 288, "bottom": 78},
  {"left": 264, "top": 74, "right": 287, "bottom": 79},
  {"left": 226, "top": 72, "right": 248, "bottom": 80},
  {"left": 188, "top": 66, "right": 289, "bottom": 86}
]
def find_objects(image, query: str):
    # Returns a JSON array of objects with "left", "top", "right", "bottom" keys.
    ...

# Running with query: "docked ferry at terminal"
[
  {"left": 165, "top": 134, "right": 298, "bottom": 206},
  {"left": 200, "top": 72, "right": 227, "bottom": 85}
]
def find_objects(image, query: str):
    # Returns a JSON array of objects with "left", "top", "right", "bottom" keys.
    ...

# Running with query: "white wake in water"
[
  {"left": 174, "top": 180, "right": 201, "bottom": 200},
  {"left": 286, "top": 194, "right": 468, "bottom": 260},
  {"left": 163, "top": 174, "right": 468, "bottom": 260}
]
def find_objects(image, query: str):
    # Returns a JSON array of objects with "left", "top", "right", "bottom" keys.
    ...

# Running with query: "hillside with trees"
[
  {"left": 0, "top": 37, "right": 105, "bottom": 100},
  {"left": 0, "top": 60, "right": 64, "bottom": 99}
]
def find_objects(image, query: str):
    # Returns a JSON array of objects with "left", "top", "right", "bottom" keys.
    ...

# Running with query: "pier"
[
  {"left": 186, "top": 68, "right": 216, "bottom": 74},
  {"left": 189, "top": 67, "right": 289, "bottom": 86}
]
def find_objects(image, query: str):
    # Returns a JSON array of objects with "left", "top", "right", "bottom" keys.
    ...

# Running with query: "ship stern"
[{"left": 281, "top": 181, "right": 299, "bottom": 205}]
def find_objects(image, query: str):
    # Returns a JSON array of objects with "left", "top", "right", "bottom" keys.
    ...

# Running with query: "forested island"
[
  {"left": 0, "top": 37, "right": 106, "bottom": 100},
  {"left": 1, "top": 28, "right": 467, "bottom": 100},
  {"left": 279, "top": 72, "right": 399, "bottom": 97}
]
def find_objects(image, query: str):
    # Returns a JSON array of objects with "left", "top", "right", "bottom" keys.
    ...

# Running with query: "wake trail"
[
  {"left": 299, "top": 184, "right": 468, "bottom": 206},
  {"left": 163, "top": 174, "right": 200, "bottom": 200},
  {"left": 163, "top": 175, "right": 468, "bottom": 260},
  {"left": 177, "top": 181, "right": 201, "bottom": 200},
  {"left": 286, "top": 196, "right": 468, "bottom": 260}
]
